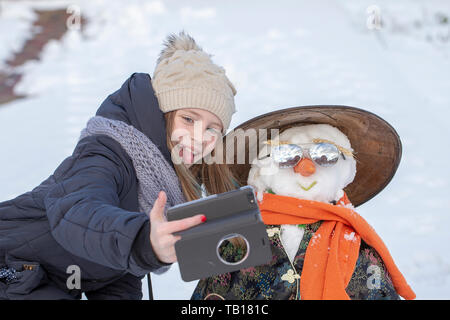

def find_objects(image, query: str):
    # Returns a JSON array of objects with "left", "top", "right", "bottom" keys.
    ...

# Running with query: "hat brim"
[{"left": 223, "top": 105, "right": 402, "bottom": 207}]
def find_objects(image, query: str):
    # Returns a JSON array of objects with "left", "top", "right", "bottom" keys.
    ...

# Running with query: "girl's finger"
[
  {"left": 149, "top": 191, "right": 167, "bottom": 223},
  {"left": 163, "top": 214, "right": 206, "bottom": 234},
  {"left": 158, "top": 234, "right": 181, "bottom": 249}
]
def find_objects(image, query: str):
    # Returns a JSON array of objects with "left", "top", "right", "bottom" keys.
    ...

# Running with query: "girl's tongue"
[{"left": 179, "top": 147, "right": 194, "bottom": 164}]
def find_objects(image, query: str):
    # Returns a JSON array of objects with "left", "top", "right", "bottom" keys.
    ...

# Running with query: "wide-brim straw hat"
[{"left": 223, "top": 105, "right": 402, "bottom": 207}]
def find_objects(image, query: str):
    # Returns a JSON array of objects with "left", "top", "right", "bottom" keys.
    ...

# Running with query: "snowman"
[
  {"left": 192, "top": 105, "right": 416, "bottom": 300},
  {"left": 248, "top": 123, "right": 357, "bottom": 264}
]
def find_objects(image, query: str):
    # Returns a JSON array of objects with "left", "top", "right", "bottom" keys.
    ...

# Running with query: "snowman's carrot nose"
[{"left": 294, "top": 158, "right": 316, "bottom": 176}]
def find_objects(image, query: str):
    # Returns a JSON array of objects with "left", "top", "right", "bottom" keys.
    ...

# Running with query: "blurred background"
[{"left": 0, "top": 0, "right": 449, "bottom": 299}]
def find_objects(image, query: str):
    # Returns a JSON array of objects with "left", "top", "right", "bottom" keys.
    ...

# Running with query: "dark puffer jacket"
[{"left": 0, "top": 72, "right": 174, "bottom": 299}]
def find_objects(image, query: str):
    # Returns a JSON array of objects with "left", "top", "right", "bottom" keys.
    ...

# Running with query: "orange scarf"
[{"left": 256, "top": 191, "right": 416, "bottom": 300}]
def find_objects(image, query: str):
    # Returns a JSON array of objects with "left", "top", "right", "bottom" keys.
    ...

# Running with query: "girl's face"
[{"left": 171, "top": 108, "right": 223, "bottom": 167}]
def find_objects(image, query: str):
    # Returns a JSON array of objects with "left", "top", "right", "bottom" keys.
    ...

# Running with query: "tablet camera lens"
[{"left": 247, "top": 192, "right": 255, "bottom": 203}]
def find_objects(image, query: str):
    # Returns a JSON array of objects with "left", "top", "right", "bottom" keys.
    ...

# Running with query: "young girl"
[{"left": 0, "top": 31, "right": 238, "bottom": 300}]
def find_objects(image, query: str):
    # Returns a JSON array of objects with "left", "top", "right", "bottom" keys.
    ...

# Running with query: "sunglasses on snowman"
[{"left": 259, "top": 139, "right": 353, "bottom": 168}]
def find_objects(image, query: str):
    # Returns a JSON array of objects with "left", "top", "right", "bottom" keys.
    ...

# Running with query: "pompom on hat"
[{"left": 151, "top": 30, "right": 237, "bottom": 135}]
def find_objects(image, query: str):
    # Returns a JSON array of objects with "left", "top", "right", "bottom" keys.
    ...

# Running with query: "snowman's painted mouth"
[{"left": 298, "top": 181, "right": 317, "bottom": 191}]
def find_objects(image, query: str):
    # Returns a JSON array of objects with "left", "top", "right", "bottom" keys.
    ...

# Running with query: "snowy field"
[{"left": 0, "top": 0, "right": 449, "bottom": 299}]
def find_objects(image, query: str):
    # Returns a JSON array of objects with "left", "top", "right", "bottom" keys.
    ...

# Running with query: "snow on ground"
[{"left": 0, "top": 0, "right": 449, "bottom": 299}]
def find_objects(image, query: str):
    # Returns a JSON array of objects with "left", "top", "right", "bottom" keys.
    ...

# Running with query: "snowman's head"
[{"left": 248, "top": 124, "right": 356, "bottom": 203}]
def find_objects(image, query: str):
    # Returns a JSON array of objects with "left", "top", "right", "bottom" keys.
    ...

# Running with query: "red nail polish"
[{"left": 201, "top": 215, "right": 207, "bottom": 222}]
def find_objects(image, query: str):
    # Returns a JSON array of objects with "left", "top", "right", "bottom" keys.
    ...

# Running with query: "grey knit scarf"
[{"left": 78, "top": 115, "right": 187, "bottom": 215}]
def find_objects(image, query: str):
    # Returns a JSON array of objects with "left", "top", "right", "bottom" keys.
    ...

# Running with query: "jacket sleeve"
[
  {"left": 84, "top": 273, "right": 144, "bottom": 300},
  {"left": 43, "top": 134, "right": 171, "bottom": 277}
]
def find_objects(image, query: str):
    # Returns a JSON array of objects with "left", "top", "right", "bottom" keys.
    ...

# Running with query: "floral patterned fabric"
[{"left": 191, "top": 221, "right": 400, "bottom": 300}]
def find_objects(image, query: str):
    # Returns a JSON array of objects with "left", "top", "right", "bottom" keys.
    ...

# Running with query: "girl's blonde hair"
[{"left": 164, "top": 111, "right": 240, "bottom": 201}]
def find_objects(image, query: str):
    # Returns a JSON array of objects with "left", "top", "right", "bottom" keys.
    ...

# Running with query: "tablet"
[{"left": 166, "top": 185, "right": 272, "bottom": 282}]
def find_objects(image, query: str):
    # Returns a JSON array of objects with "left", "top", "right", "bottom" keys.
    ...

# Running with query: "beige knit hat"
[{"left": 151, "top": 30, "right": 237, "bottom": 134}]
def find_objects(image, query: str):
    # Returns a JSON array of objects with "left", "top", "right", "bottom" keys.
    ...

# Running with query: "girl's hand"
[{"left": 148, "top": 190, "right": 206, "bottom": 264}]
